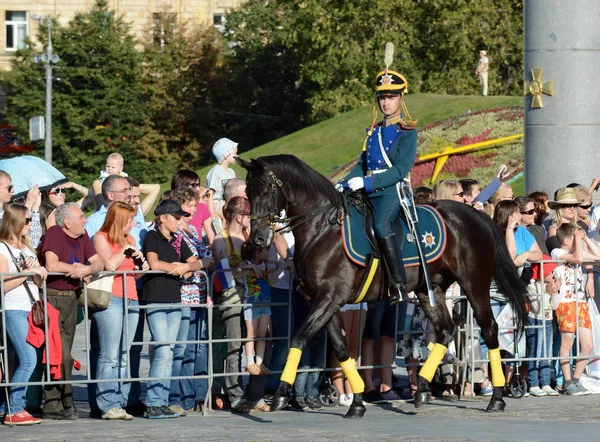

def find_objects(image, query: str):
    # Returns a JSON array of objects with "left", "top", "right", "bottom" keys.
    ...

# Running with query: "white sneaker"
[
  {"left": 541, "top": 385, "right": 559, "bottom": 396},
  {"left": 339, "top": 394, "right": 353, "bottom": 407},
  {"left": 102, "top": 407, "right": 133, "bottom": 421},
  {"left": 529, "top": 386, "right": 547, "bottom": 397}
]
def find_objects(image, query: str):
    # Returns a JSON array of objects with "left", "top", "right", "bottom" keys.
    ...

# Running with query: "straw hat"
[{"left": 547, "top": 187, "right": 581, "bottom": 209}]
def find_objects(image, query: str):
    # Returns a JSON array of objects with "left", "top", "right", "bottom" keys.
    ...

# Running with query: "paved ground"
[
  {"left": 3, "top": 323, "right": 600, "bottom": 440},
  {"left": 3, "top": 393, "right": 600, "bottom": 441}
]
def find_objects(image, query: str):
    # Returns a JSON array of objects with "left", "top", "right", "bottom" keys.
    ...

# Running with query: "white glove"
[
  {"left": 348, "top": 177, "right": 365, "bottom": 191},
  {"left": 335, "top": 183, "right": 344, "bottom": 192}
]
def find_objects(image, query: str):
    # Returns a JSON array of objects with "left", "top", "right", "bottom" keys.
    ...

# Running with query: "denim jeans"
[
  {"left": 479, "top": 299, "right": 506, "bottom": 360},
  {"left": 293, "top": 330, "right": 326, "bottom": 398},
  {"left": 169, "top": 307, "right": 208, "bottom": 409},
  {"left": 526, "top": 317, "right": 553, "bottom": 388},
  {"left": 127, "top": 288, "right": 145, "bottom": 405},
  {"left": 5, "top": 310, "right": 37, "bottom": 413},
  {"left": 145, "top": 305, "right": 182, "bottom": 406},
  {"left": 169, "top": 306, "right": 191, "bottom": 406},
  {"left": 266, "top": 286, "right": 293, "bottom": 391},
  {"left": 94, "top": 295, "right": 139, "bottom": 413}
]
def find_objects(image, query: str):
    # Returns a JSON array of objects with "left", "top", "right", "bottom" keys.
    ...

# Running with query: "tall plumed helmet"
[
  {"left": 364, "top": 42, "right": 416, "bottom": 136},
  {"left": 375, "top": 42, "right": 409, "bottom": 96}
]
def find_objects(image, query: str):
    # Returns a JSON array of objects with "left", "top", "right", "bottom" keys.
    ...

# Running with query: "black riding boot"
[{"left": 379, "top": 235, "right": 409, "bottom": 305}]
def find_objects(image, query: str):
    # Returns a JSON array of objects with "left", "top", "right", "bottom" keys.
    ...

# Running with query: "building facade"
[{"left": 0, "top": 0, "right": 241, "bottom": 70}]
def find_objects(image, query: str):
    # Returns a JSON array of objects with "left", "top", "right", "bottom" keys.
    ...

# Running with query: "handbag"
[
  {"left": 78, "top": 273, "right": 113, "bottom": 310},
  {"left": 1, "top": 242, "right": 45, "bottom": 327}
]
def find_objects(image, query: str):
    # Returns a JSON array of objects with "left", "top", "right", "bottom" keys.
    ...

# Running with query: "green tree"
[
  {"left": 222, "top": 0, "right": 523, "bottom": 125},
  {"left": 1, "top": 0, "right": 173, "bottom": 185},
  {"left": 406, "top": 0, "right": 523, "bottom": 96},
  {"left": 140, "top": 12, "right": 229, "bottom": 167}
]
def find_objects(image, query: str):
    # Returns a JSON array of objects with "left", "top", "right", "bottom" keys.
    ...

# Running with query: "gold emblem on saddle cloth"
[{"left": 421, "top": 231, "right": 436, "bottom": 248}]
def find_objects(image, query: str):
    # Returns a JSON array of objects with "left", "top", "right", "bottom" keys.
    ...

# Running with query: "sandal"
[{"left": 250, "top": 403, "right": 271, "bottom": 412}]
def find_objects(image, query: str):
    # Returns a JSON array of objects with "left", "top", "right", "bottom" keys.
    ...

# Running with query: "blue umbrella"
[{"left": 0, "top": 155, "right": 68, "bottom": 199}]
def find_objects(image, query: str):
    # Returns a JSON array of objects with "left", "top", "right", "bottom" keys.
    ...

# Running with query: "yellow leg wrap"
[
  {"left": 280, "top": 348, "right": 302, "bottom": 385},
  {"left": 419, "top": 343, "right": 448, "bottom": 382},
  {"left": 488, "top": 348, "right": 505, "bottom": 387},
  {"left": 340, "top": 358, "right": 365, "bottom": 394}
]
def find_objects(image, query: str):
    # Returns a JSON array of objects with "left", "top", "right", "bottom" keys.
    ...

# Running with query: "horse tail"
[{"left": 486, "top": 216, "right": 530, "bottom": 338}]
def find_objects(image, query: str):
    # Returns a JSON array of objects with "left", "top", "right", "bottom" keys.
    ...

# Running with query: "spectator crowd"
[{"left": 1, "top": 143, "right": 600, "bottom": 427}]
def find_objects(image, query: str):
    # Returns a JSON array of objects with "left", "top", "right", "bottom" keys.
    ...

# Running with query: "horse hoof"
[
  {"left": 344, "top": 404, "right": 366, "bottom": 419},
  {"left": 270, "top": 395, "right": 290, "bottom": 412},
  {"left": 414, "top": 391, "right": 432, "bottom": 408},
  {"left": 486, "top": 398, "right": 506, "bottom": 413}
]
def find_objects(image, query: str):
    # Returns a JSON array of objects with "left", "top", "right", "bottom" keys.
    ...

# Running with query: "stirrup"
[{"left": 388, "top": 282, "right": 407, "bottom": 305}]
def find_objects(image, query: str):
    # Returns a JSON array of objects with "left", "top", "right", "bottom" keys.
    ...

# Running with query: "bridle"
[{"left": 250, "top": 169, "right": 340, "bottom": 234}]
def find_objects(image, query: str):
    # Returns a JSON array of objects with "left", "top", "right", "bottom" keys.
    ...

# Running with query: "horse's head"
[{"left": 237, "top": 156, "right": 289, "bottom": 248}]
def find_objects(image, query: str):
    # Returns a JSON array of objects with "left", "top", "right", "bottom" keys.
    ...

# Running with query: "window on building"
[
  {"left": 5, "top": 11, "right": 28, "bottom": 51},
  {"left": 213, "top": 14, "right": 226, "bottom": 32},
  {"left": 152, "top": 12, "right": 176, "bottom": 48}
]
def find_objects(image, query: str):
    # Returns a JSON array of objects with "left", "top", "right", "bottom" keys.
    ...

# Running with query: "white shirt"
[
  {"left": 477, "top": 56, "right": 489, "bottom": 74},
  {"left": 0, "top": 243, "right": 39, "bottom": 311},
  {"left": 552, "top": 248, "right": 586, "bottom": 303}
]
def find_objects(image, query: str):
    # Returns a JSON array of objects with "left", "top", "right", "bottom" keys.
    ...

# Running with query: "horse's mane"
[{"left": 256, "top": 155, "right": 343, "bottom": 206}]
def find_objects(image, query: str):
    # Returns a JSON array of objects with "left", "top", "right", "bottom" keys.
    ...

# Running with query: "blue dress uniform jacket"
[{"left": 344, "top": 122, "right": 417, "bottom": 237}]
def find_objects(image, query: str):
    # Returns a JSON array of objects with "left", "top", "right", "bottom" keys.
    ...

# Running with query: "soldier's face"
[{"left": 378, "top": 94, "right": 402, "bottom": 118}]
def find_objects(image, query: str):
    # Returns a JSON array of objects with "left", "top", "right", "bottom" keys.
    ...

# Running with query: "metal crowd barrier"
[{"left": 1, "top": 257, "right": 599, "bottom": 414}]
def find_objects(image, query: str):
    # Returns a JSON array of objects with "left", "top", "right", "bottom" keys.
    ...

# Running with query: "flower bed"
[{"left": 330, "top": 106, "right": 524, "bottom": 187}]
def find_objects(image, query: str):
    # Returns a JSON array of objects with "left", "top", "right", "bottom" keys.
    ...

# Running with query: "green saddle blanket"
[{"left": 341, "top": 203, "right": 447, "bottom": 267}]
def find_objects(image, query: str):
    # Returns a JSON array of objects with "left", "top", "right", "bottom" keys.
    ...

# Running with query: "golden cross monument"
[{"left": 524, "top": 68, "right": 554, "bottom": 108}]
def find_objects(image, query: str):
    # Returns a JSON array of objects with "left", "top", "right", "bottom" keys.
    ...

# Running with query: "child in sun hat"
[
  {"left": 206, "top": 138, "right": 238, "bottom": 231},
  {"left": 551, "top": 223, "right": 600, "bottom": 396},
  {"left": 206, "top": 138, "right": 238, "bottom": 206}
]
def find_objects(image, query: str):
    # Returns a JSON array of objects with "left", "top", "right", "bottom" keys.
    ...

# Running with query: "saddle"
[{"left": 341, "top": 192, "right": 447, "bottom": 268}]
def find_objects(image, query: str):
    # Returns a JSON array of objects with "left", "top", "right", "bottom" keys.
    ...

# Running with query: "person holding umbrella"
[{"left": 0, "top": 170, "right": 43, "bottom": 248}]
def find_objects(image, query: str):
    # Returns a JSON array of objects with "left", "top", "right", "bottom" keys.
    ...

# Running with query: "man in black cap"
[{"left": 340, "top": 48, "right": 418, "bottom": 305}]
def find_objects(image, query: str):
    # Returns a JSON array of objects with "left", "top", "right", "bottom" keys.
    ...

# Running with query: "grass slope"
[{"left": 147, "top": 95, "right": 523, "bottom": 217}]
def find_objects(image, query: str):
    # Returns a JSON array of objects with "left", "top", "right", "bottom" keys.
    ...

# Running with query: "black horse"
[{"left": 237, "top": 154, "right": 529, "bottom": 418}]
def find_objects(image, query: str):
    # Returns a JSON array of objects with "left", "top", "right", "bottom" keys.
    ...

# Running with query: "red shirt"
[
  {"left": 40, "top": 226, "right": 97, "bottom": 291},
  {"left": 96, "top": 231, "right": 137, "bottom": 300}
]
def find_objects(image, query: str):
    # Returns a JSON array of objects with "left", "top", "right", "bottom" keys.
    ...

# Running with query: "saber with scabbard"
[{"left": 398, "top": 178, "right": 436, "bottom": 306}]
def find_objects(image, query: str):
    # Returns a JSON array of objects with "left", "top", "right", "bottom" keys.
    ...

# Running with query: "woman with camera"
[
  {"left": 92, "top": 202, "right": 148, "bottom": 421},
  {"left": 0, "top": 204, "right": 47, "bottom": 425}
]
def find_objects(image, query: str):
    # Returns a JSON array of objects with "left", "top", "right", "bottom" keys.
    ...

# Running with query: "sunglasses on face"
[
  {"left": 25, "top": 217, "right": 32, "bottom": 225},
  {"left": 2, "top": 185, "right": 13, "bottom": 192},
  {"left": 520, "top": 209, "right": 535, "bottom": 215},
  {"left": 190, "top": 183, "right": 202, "bottom": 188},
  {"left": 50, "top": 188, "right": 66, "bottom": 196},
  {"left": 561, "top": 204, "right": 579, "bottom": 209},
  {"left": 454, "top": 192, "right": 464, "bottom": 198},
  {"left": 579, "top": 203, "right": 593, "bottom": 210}
]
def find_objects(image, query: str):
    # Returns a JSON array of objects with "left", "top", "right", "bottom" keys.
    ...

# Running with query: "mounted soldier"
[{"left": 339, "top": 43, "right": 418, "bottom": 305}]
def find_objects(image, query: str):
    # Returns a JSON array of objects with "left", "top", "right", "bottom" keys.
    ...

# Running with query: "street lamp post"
[{"left": 32, "top": 14, "right": 59, "bottom": 164}]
